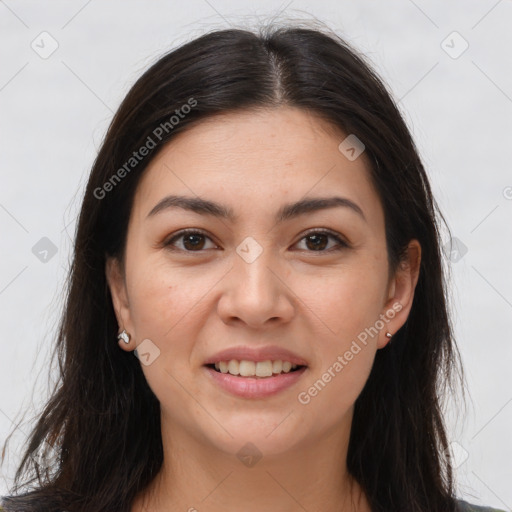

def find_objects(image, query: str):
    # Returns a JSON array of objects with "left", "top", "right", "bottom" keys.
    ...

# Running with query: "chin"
[{"left": 200, "top": 415, "right": 304, "bottom": 458}]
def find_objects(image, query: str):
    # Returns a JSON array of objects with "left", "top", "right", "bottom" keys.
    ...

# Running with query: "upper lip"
[{"left": 204, "top": 346, "right": 308, "bottom": 366}]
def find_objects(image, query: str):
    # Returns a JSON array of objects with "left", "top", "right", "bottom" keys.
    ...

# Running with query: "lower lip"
[{"left": 204, "top": 366, "right": 307, "bottom": 399}]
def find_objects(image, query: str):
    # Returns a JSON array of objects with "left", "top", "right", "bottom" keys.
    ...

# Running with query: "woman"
[{"left": 0, "top": 23, "right": 505, "bottom": 512}]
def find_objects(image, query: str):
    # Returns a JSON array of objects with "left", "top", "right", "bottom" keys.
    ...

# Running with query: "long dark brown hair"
[{"left": 1, "top": 22, "right": 464, "bottom": 512}]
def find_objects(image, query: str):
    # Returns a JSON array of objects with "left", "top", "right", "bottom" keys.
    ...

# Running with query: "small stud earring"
[
  {"left": 385, "top": 332, "right": 392, "bottom": 339},
  {"left": 117, "top": 330, "right": 130, "bottom": 344}
]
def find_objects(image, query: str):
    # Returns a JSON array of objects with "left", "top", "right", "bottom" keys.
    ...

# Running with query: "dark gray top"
[{"left": 457, "top": 499, "right": 507, "bottom": 511}]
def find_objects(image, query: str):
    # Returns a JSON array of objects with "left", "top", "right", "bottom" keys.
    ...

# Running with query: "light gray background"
[{"left": 1, "top": 0, "right": 511, "bottom": 509}]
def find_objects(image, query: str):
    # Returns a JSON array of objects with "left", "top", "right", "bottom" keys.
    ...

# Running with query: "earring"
[
  {"left": 385, "top": 332, "right": 392, "bottom": 340},
  {"left": 117, "top": 329, "right": 130, "bottom": 344}
]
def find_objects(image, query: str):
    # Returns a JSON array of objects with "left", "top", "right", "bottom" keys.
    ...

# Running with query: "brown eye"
[
  {"left": 182, "top": 233, "right": 206, "bottom": 250},
  {"left": 305, "top": 233, "right": 329, "bottom": 251},
  {"left": 164, "top": 230, "right": 217, "bottom": 252},
  {"left": 295, "top": 230, "right": 349, "bottom": 252}
]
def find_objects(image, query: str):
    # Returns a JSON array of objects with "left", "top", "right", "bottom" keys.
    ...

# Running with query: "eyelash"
[{"left": 163, "top": 228, "right": 349, "bottom": 254}]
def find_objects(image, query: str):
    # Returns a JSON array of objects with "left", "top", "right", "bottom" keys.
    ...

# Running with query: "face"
[{"left": 106, "top": 107, "right": 420, "bottom": 458}]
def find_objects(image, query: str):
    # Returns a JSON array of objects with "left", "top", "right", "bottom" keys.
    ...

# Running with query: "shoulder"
[{"left": 457, "top": 499, "right": 507, "bottom": 512}]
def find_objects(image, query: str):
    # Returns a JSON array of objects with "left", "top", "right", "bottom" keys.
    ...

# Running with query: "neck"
[{"left": 132, "top": 411, "right": 371, "bottom": 512}]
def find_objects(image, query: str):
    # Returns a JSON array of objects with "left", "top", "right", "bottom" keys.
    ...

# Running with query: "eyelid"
[{"left": 299, "top": 228, "right": 349, "bottom": 245}]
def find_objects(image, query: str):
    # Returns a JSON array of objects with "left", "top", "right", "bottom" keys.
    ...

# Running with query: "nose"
[{"left": 216, "top": 245, "right": 295, "bottom": 329}]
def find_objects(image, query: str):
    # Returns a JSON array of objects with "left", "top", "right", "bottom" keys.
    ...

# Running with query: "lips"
[
  {"left": 204, "top": 364, "right": 308, "bottom": 399},
  {"left": 202, "top": 346, "right": 308, "bottom": 399}
]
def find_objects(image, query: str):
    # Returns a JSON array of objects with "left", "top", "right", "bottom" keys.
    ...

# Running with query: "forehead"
[{"left": 132, "top": 107, "right": 382, "bottom": 225}]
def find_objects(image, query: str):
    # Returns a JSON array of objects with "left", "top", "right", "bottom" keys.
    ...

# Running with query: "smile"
[{"left": 209, "top": 359, "right": 303, "bottom": 377}]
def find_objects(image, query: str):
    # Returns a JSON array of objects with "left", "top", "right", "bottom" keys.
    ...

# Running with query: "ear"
[
  {"left": 377, "top": 239, "right": 422, "bottom": 349},
  {"left": 105, "top": 257, "right": 135, "bottom": 351}
]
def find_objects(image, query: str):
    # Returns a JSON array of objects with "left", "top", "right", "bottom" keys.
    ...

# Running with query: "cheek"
[
  {"left": 127, "top": 258, "right": 209, "bottom": 340},
  {"left": 291, "top": 257, "right": 386, "bottom": 409},
  {"left": 292, "top": 259, "right": 388, "bottom": 341},
  {"left": 297, "top": 311, "right": 378, "bottom": 421},
  {"left": 126, "top": 261, "right": 209, "bottom": 401},
  {"left": 297, "top": 347, "right": 375, "bottom": 430},
  {"left": 295, "top": 308, "right": 377, "bottom": 433},
  {"left": 305, "top": 257, "right": 388, "bottom": 413}
]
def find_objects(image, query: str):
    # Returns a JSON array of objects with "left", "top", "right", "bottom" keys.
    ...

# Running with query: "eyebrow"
[{"left": 146, "top": 194, "right": 366, "bottom": 223}]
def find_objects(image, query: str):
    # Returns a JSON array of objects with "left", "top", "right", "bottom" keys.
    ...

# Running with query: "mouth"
[
  {"left": 202, "top": 346, "right": 309, "bottom": 398},
  {"left": 204, "top": 360, "right": 307, "bottom": 379}
]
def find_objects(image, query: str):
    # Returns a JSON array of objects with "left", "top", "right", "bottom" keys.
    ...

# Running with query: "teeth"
[
  {"left": 211, "top": 359, "right": 299, "bottom": 377},
  {"left": 255, "top": 360, "right": 273, "bottom": 377},
  {"left": 239, "top": 360, "right": 256, "bottom": 377},
  {"left": 228, "top": 360, "right": 239, "bottom": 375},
  {"left": 272, "top": 360, "right": 282, "bottom": 373}
]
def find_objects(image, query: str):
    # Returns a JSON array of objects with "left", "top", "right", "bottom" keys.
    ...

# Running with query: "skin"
[{"left": 106, "top": 106, "right": 421, "bottom": 512}]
